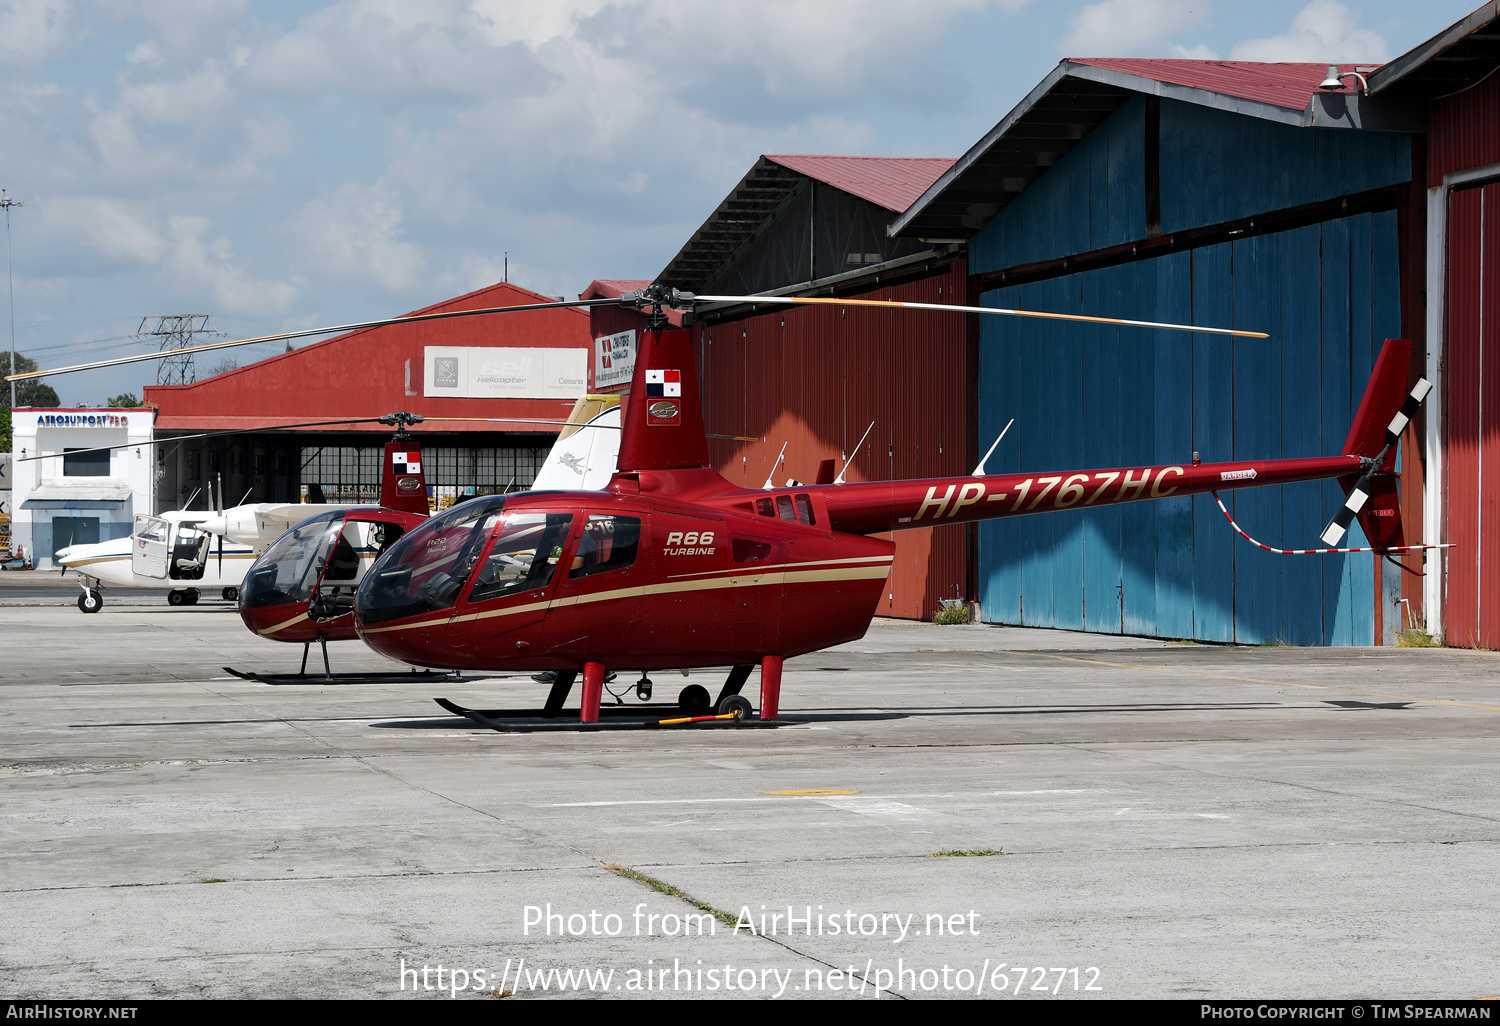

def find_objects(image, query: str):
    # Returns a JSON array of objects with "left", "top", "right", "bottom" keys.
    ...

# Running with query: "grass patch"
[
  {"left": 1396, "top": 629, "right": 1441, "bottom": 648},
  {"left": 931, "top": 602, "right": 971, "bottom": 625},
  {"left": 196, "top": 878, "right": 227, "bottom": 884},
  {"left": 931, "top": 848, "right": 1006, "bottom": 858},
  {"left": 601, "top": 864, "right": 739, "bottom": 928}
]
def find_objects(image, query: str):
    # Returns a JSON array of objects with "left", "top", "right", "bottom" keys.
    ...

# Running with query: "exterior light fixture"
[{"left": 1318, "top": 65, "right": 1369, "bottom": 93}]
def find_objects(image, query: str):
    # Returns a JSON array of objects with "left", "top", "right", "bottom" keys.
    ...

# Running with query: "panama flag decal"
[
  {"left": 645, "top": 369, "right": 681, "bottom": 397},
  {"left": 393, "top": 451, "right": 421, "bottom": 474}
]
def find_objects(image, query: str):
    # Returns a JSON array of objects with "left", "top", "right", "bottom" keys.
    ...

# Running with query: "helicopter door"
[
  {"left": 131, "top": 515, "right": 170, "bottom": 579},
  {"left": 444, "top": 511, "right": 577, "bottom": 647},
  {"left": 548, "top": 513, "right": 648, "bottom": 652},
  {"left": 306, "top": 519, "right": 366, "bottom": 623}
]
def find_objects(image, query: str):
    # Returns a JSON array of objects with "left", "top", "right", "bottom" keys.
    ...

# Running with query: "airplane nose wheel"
[
  {"left": 635, "top": 675, "right": 653, "bottom": 701},
  {"left": 77, "top": 588, "right": 103, "bottom": 614}
]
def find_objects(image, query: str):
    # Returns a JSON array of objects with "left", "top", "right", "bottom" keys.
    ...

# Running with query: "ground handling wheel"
[
  {"left": 677, "top": 684, "right": 711, "bottom": 714},
  {"left": 717, "top": 694, "right": 753, "bottom": 720},
  {"left": 222, "top": 587, "right": 239, "bottom": 602},
  {"left": 77, "top": 589, "right": 103, "bottom": 614},
  {"left": 167, "top": 590, "right": 185, "bottom": 606},
  {"left": 184, "top": 588, "right": 200, "bottom": 605},
  {"left": 636, "top": 676, "right": 653, "bottom": 701}
]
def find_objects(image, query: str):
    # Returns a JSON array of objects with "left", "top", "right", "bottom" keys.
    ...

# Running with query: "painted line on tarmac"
[
  {"left": 999, "top": 651, "right": 1500, "bottom": 713},
  {"left": 546, "top": 788, "right": 1102, "bottom": 808}
]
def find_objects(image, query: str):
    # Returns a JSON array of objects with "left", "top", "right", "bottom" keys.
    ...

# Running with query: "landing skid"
[
  {"left": 434, "top": 697, "right": 782, "bottom": 733},
  {"left": 223, "top": 666, "right": 485, "bottom": 686}
]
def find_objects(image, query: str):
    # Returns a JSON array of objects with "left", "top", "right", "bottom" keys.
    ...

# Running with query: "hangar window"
[{"left": 569, "top": 515, "right": 640, "bottom": 579}]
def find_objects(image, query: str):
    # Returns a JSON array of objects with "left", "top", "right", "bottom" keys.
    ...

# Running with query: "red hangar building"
[{"left": 143, "top": 281, "right": 595, "bottom": 512}]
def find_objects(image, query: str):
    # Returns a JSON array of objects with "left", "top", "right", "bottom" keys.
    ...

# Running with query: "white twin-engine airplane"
[{"left": 53, "top": 396, "right": 624, "bottom": 613}]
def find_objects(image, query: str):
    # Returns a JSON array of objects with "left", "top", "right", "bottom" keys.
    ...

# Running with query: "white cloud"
[
  {"left": 1229, "top": 0, "right": 1387, "bottom": 63},
  {"left": 1172, "top": 43, "right": 1218, "bottom": 59},
  {"left": 0, "top": 0, "right": 74, "bottom": 69},
  {"left": 43, "top": 196, "right": 167, "bottom": 266},
  {"left": 165, "top": 216, "right": 300, "bottom": 315},
  {"left": 293, "top": 182, "right": 424, "bottom": 291},
  {"left": 1061, "top": 0, "right": 1210, "bottom": 57}
]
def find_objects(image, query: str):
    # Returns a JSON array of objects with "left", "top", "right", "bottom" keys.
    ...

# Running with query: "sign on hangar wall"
[
  {"left": 423, "top": 347, "right": 588, "bottom": 399},
  {"left": 594, "top": 330, "right": 635, "bottom": 390}
]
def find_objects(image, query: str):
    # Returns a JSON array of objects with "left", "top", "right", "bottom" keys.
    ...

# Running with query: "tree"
[
  {"left": 107, "top": 392, "right": 140, "bottom": 408},
  {"left": 0, "top": 352, "right": 60, "bottom": 410},
  {"left": 0, "top": 405, "right": 9, "bottom": 453}
]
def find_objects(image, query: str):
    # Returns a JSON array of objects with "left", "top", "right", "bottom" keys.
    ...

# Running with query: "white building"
[{"left": 11, "top": 408, "right": 156, "bottom": 569}]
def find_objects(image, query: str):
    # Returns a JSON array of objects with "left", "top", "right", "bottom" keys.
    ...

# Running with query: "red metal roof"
[
  {"left": 145, "top": 279, "right": 593, "bottom": 433},
  {"left": 579, "top": 279, "right": 652, "bottom": 300},
  {"left": 1070, "top": 59, "right": 1371, "bottom": 112},
  {"left": 764, "top": 155, "right": 957, "bottom": 212}
]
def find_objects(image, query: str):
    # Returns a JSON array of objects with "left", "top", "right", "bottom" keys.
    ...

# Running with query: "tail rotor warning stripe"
[{"left": 1212, "top": 491, "right": 1449, "bottom": 558}]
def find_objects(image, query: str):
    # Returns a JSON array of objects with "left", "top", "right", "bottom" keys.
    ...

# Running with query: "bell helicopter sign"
[{"left": 423, "top": 346, "right": 587, "bottom": 400}]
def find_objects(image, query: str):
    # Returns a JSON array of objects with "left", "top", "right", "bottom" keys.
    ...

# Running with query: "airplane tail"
[{"left": 1320, "top": 338, "right": 1431, "bottom": 550}]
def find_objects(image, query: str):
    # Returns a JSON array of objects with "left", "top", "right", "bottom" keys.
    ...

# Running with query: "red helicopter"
[
  {"left": 342, "top": 287, "right": 1433, "bottom": 729},
  {"left": 229, "top": 412, "right": 431, "bottom": 680},
  {"left": 12, "top": 287, "right": 1434, "bottom": 729}
]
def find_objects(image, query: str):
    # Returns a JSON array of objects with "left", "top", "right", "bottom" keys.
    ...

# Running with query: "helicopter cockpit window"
[
  {"left": 323, "top": 529, "right": 360, "bottom": 582},
  {"left": 355, "top": 497, "right": 506, "bottom": 624},
  {"left": 468, "top": 513, "right": 576, "bottom": 602},
  {"left": 568, "top": 515, "right": 640, "bottom": 579},
  {"left": 240, "top": 511, "right": 345, "bottom": 610}
]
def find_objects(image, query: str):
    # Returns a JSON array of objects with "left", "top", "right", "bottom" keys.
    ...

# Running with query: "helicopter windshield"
[
  {"left": 355, "top": 496, "right": 508, "bottom": 624},
  {"left": 239, "top": 511, "right": 345, "bottom": 610}
]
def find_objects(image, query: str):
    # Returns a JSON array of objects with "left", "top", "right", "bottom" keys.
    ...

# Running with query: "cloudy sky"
[{"left": 0, "top": 0, "right": 1478, "bottom": 404}]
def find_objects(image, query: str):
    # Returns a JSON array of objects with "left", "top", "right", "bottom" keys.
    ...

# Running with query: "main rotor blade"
[
  {"left": 7, "top": 298, "right": 621, "bottom": 381},
  {"left": 421, "top": 414, "right": 757, "bottom": 441},
  {"left": 12, "top": 416, "right": 388, "bottom": 462},
  {"left": 694, "top": 295, "right": 1269, "bottom": 339}
]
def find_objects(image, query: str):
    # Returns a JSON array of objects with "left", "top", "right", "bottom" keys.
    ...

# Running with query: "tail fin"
[
  {"left": 380, "top": 440, "right": 429, "bottom": 515},
  {"left": 615, "top": 328, "right": 712, "bottom": 473},
  {"left": 1321, "top": 338, "right": 1431, "bottom": 550}
]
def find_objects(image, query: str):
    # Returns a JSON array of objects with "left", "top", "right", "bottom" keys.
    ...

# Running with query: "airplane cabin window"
[
  {"left": 568, "top": 515, "right": 641, "bottom": 579},
  {"left": 776, "top": 495, "right": 796, "bottom": 521},
  {"left": 468, "top": 512, "right": 576, "bottom": 603},
  {"left": 756, "top": 498, "right": 775, "bottom": 517},
  {"left": 795, "top": 494, "right": 816, "bottom": 526}
]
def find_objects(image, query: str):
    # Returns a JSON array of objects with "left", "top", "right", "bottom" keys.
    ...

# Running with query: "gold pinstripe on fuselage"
[{"left": 357, "top": 556, "right": 894, "bottom": 637}]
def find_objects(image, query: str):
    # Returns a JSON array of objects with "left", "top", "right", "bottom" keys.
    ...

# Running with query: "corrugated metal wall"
[
  {"left": 977, "top": 215, "right": 1398, "bottom": 643},
  {"left": 1429, "top": 71, "right": 1500, "bottom": 184},
  {"left": 698, "top": 263, "right": 971, "bottom": 620},
  {"left": 1442, "top": 182, "right": 1500, "bottom": 648},
  {"left": 966, "top": 94, "right": 1410, "bottom": 643}
]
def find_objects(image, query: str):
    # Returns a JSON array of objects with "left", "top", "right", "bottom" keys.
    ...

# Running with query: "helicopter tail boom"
[{"left": 815, "top": 338, "right": 1422, "bottom": 548}]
